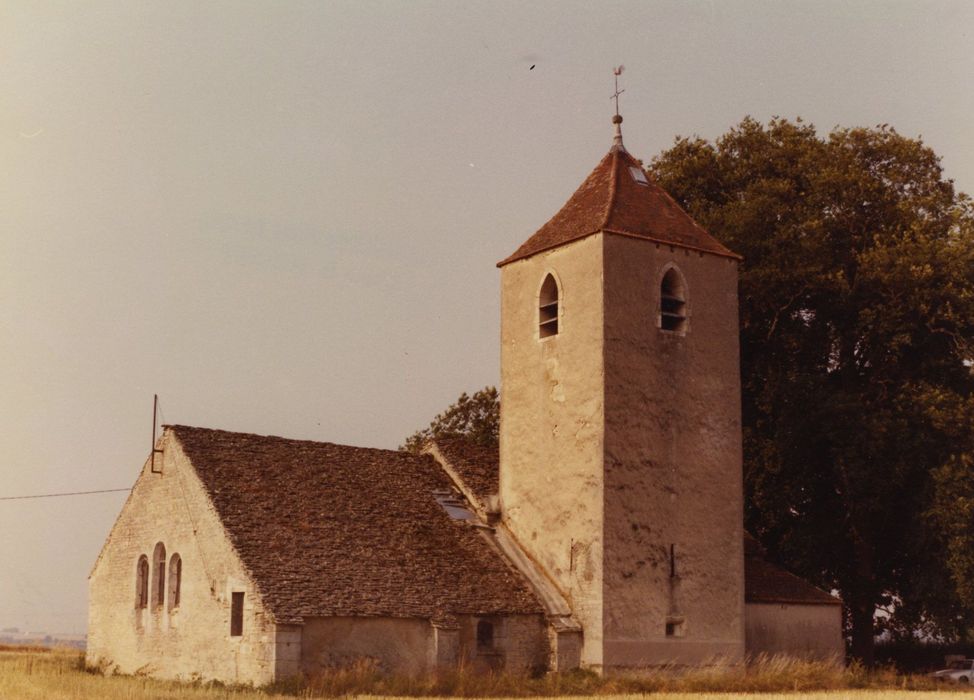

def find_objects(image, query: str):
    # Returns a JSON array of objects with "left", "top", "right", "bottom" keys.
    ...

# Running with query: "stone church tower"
[{"left": 497, "top": 114, "right": 745, "bottom": 670}]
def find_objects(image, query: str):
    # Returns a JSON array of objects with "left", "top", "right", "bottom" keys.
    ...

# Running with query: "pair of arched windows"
[
  {"left": 135, "top": 543, "right": 181, "bottom": 611},
  {"left": 536, "top": 267, "right": 688, "bottom": 337}
]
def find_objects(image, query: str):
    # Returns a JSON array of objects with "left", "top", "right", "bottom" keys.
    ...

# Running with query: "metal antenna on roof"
[
  {"left": 610, "top": 65, "right": 625, "bottom": 151},
  {"left": 150, "top": 394, "right": 164, "bottom": 474}
]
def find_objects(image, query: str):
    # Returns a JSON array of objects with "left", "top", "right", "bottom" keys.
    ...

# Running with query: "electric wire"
[
  {"left": 4, "top": 397, "right": 169, "bottom": 503},
  {"left": 0, "top": 488, "right": 131, "bottom": 501}
]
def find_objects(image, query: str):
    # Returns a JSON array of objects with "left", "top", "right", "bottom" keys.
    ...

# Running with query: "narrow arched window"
[
  {"left": 659, "top": 268, "right": 687, "bottom": 333},
  {"left": 135, "top": 555, "right": 149, "bottom": 609},
  {"left": 476, "top": 620, "right": 494, "bottom": 651},
  {"left": 168, "top": 554, "right": 182, "bottom": 610},
  {"left": 539, "top": 274, "right": 560, "bottom": 338},
  {"left": 152, "top": 542, "right": 166, "bottom": 608}
]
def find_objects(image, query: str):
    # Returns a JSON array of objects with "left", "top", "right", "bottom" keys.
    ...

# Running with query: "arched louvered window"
[
  {"left": 135, "top": 555, "right": 149, "bottom": 609},
  {"left": 152, "top": 542, "right": 166, "bottom": 608},
  {"left": 539, "top": 274, "right": 560, "bottom": 338},
  {"left": 168, "top": 553, "right": 182, "bottom": 610},
  {"left": 659, "top": 268, "right": 688, "bottom": 333}
]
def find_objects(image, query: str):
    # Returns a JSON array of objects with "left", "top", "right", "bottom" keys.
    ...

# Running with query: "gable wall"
[{"left": 87, "top": 431, "right": 279, "bottom": 685}]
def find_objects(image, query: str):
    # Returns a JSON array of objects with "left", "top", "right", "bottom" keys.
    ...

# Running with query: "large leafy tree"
[
  {"left": 401, "top": 386, "right": 499, "bottom": 453},
  {"left": 650, "top": 117, "right": 974, "bottom": 664}
]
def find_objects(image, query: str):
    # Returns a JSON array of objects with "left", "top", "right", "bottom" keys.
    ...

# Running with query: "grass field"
[{"left": 0, "top": 648, "right": 970, "bottom": 700}]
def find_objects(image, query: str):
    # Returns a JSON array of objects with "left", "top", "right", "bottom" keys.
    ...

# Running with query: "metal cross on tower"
[{"left": 611, "top": 65, "right": 625, "bottom": 116}]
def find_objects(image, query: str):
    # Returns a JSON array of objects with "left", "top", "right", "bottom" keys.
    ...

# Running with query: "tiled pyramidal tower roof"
[{"left": 498, "top": 116, "right": 739, "bottom": 266}]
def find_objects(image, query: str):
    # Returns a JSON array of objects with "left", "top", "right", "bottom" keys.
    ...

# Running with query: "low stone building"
[
  {"left": 744, "top": 535, "right": 844, "bottom": 662},
  {"left": 89, "top": 113, "right": 843, "bottom": 684}
]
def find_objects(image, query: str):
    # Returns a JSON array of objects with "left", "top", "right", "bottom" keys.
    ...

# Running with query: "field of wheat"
[{"left": 0, "top": 648, "right": 970, "bottom": 700}]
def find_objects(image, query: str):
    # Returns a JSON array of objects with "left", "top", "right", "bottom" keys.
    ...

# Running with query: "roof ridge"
[
  {"left": 165, "top": 424, "right": 416, "bottom": 458},
  {"left": 599, "top": 148, "right": 621, "bottom": 231}
]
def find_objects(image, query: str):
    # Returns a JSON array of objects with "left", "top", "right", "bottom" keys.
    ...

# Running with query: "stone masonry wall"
[
  {"left": 300, "top": 617, "right": 432, "bottom": 675},
  {"left": 456, "top": 614, "right": 549, "bottom": 674},
  {"left": 601, "top": 236, "right": 745, "bottom": 666},
  {"left": 87, "top": 430, "right": 278, "bottom": 685},
  {"left": 499, "top": 235, "right": 606, "bottom": 669},
  {"left": 602, "top": 236, "right": 745, "bottom": 666}
]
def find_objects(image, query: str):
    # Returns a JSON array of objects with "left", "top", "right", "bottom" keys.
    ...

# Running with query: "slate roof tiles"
[
  {"left": 169, "top": 425, "right": 542, "bottom": 625},
  {"left": 431, "top": 437, "right": 499, "bottom": 506}
]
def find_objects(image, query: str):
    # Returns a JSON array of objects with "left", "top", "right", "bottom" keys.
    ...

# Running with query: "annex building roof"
[
  {"left": 744, "top": 533, "right": 840, "bottom": 606},
  {"left": 168, "top": 425, "right": 543, "bottom": 625}
]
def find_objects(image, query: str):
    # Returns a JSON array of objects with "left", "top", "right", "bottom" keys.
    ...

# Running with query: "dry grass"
[
  {"left": 275, "top": 655, "right": 960, "bottom": 697},
  {"left": 0, "top": 648, "right": 969, "bottom": 699}
]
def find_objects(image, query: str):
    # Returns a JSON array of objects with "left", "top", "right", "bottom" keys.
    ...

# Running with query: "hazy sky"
[{"left": 1, "top": 1, "right": 971, "bottom": 634}]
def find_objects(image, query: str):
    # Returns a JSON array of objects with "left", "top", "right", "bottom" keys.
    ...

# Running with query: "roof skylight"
[
  {"left": 629, "top": 166, "right": 648, "bottom": 185},
  {"left": 433, "top": 489, "right": 476, "bottom": 521}
]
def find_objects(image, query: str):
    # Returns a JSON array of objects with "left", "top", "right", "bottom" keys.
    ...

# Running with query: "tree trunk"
[
  {"left": 849, "top": 597, "right": 876, "bottom": 667},
  {"left": 848, "top": 532, "right": 877, "bottom": 667}
]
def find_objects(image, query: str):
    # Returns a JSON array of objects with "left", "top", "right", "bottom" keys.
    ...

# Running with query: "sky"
[{"left": 1, "top": 0, "right": 972, "bottom": 635}]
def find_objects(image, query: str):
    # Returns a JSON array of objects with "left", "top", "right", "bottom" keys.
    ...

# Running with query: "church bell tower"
[{"left": 497, "top": 106, "right": 745, "bottom": 670}]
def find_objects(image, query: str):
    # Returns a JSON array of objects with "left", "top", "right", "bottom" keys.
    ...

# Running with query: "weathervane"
[
  {"left": 610, "top": 65, "right": 626, "bottom": 150},
  {"left": 611, "top": 65, "right": 625, "bottom": 117}
]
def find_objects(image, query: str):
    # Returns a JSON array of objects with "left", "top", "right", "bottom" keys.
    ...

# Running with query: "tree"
[
  {"left": 650, "top": 117, "right": 974, "bottom": 664},
  {"left": 401, "top": 386, "right": 499, "bottom": 453}
]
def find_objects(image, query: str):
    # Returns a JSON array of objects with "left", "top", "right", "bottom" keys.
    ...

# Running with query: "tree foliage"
[
  {"left": 401, "top": 386, "right": 499, "bottom": 453},
  {"left": 650, "top": 117, "right": 974, "bottom": 663}
]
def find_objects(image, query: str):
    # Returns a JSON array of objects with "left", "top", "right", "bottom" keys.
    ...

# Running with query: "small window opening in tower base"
[{"left": 666, "top": 617, "right": 686, "bottom": 638}]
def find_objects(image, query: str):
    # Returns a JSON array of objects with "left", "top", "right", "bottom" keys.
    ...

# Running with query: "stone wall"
[
  {"left": 601, "top": 235, "right": 744, "bottom": 667},
  {"left": 499, "top": 235, "right": 606, "bottom": 668},
  {"left": 300, "top": 617, "right": 432, "bottom": 675},
  {"left": 456, "top": 614, "right": 549, "bottom": 674},
  {"left": 87, "top": 431, "right": 278, "bottom": 685},
  {"left": 746, "top": 603, "right": 844, "bottom": 663},
  {"left": 299, "top": 615, "right": 548, "bottom": 677}
]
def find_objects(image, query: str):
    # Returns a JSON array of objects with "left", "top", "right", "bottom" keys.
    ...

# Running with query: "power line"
[{"left": 0, "top": 488, "right": 131, "bottom": 501}]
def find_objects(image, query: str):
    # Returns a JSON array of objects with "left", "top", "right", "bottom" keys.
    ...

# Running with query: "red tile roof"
[
  {"left": 498, "top": 146, "right": 739, "bottom": 266},
  {"left": 169, "top": 425, "right": 543, "bottom": 624},
  {"left": 744, "top": 533, "right": 840, "bottom": 606}
]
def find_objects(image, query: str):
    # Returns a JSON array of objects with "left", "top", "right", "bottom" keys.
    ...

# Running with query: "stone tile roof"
[
  {"left": 498, "top": 147, "right": 739, "bottom": 267},
  {"left": 169, "top": 425, "right": 543, "bottom": 624},
  {"left": 744, "top": 533, "right": 841, "bottom": 606},
  {"left": 432, "top": 437, "right": 499, "bottom": 503}
]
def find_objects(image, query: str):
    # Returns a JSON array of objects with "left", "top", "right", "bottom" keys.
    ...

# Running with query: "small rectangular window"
[
  {"left": 230, "top": 592, "right": 244, "bottom": 637},
  {"left": 476, "top": 619, "right": 494, "bottom": 651}
]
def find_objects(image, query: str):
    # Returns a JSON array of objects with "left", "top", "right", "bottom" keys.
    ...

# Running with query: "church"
[{"left": 87, "top": 114, "right": 843, "bottom": 684}]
